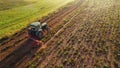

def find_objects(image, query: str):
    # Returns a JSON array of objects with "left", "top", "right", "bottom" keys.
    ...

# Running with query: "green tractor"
[{"left": 28, "top": 21, "right": 50, "bottom": 41}]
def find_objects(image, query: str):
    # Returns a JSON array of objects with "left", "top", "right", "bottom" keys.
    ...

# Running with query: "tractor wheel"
[{"left": 36, "top": 31, "right": 43, "bottom": 39}]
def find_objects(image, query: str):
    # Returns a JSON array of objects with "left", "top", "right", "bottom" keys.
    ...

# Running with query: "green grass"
[
  {"left": 0, "top": 0, "right": 34, "bottom": 11},
  {"left": 0, "top": 0, "right": 73, "bottom": 39}
]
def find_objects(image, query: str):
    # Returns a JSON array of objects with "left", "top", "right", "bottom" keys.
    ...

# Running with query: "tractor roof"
[{"left": 30, "top": 22, "right": 41, "bottom": 27}]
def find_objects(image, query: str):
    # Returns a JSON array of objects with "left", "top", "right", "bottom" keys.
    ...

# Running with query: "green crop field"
[{"left": 0, "top": 0, "right": 73, "bottom": 39}]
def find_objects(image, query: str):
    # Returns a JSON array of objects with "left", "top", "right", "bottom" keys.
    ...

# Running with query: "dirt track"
[{"left": 0, "top": 0, "right": 120, "bottom": 68}]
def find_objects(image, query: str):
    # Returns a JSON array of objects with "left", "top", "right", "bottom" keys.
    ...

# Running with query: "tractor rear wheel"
[{"left": 36, "top": 31, "right": 43, "bottom": 39}]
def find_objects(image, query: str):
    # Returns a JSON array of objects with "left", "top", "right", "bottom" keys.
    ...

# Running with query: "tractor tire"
[{"left": 36, "top": 31, "right": 43, "bottom": 39}]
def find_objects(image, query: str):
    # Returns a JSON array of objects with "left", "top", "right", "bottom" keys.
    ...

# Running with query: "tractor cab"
[{"left": 29, "top": 22, "right": 41, "bottom": 31}]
